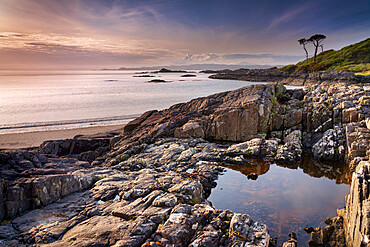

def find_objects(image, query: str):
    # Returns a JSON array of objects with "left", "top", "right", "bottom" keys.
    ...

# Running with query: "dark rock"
[
  {"left": 157, "top": 68, "right": 188, "bottom": 73},
  {"left": 133, "top": 75, "right": 155, "bottom": 77},
  {"left": 283, "top": 232, "right": 298, "bottom": 247},
  {"left": 308, "top": 215, "right": 346, "bottom": 247},
  {"left": 124, "top": 110, "right": 158, "bottom": 133},
  {"left": 304, "top": 227, "right": 315, "bottom": 234},
  {"left": 148, "top": 79, "right": 167, "bottom": 83},
  {"left": 247, "top": 173, "right": 258, "bottom": 180}
]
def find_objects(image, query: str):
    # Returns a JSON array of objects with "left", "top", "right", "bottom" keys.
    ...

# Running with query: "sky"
[{"left": 0, "top": 0, "right": 369, "bottom": 69}]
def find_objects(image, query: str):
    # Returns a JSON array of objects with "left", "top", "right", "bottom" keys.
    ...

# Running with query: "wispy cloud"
[
  {"left": 0, "top": 31, "right": 179, "bottom": 57},
  {"left": 0, "top": 0, "right": 368, "bottom": 69},
  {"left": 268, "top": 3, "right": 313, "bottom": 29}
]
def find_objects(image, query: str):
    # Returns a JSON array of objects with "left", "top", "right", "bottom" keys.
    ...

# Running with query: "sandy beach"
[{"left": 0, "top": 124, "right": 126, "bottom": 150}]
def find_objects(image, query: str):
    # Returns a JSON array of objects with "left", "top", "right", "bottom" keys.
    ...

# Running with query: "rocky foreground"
[{"left": 1, "top": 74, "right": 370, "bottom": 246}]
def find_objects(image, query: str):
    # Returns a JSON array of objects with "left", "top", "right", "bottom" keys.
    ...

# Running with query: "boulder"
[{"left": 208, "top": 107, "right": 259, "bottom": 141}]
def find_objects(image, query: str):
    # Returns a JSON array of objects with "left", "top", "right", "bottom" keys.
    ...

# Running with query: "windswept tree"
[
  {"left": 319, "top": 44, "right": 324, "bottom": 53},
  {"left": 298, "top": 38, "right": 309, "bottom": 65},
  {"left": 308, "top": 34, "right": 326, "bottom": 63}
]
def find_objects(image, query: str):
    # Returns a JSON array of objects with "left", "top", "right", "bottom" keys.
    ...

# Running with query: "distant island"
[
  {"left": 152, "top": 68, "right": 191, "bottom": 73},
  {"left": 115, "top": 63, "right": 278, "bottom": 71}
]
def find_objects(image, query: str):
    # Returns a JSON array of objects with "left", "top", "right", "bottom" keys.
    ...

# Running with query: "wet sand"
[{"left": 0, "top": 124, "right": 126, "bottom": 150}]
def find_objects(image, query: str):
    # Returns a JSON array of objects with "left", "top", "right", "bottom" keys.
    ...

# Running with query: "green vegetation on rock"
[{"left": 280, "top": 38, "right": 370, "bottom": 73}]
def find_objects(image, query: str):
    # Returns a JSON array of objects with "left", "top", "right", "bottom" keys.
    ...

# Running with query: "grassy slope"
[{"left": 280, "top": 38, "right": 370, "bottom": 73}]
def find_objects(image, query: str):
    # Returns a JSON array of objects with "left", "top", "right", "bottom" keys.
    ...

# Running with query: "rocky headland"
[
  {"left": 208, "top": 69, "right": 370, "bottom": 86},
  {"left": 1, "top": 71, "right": 370, "bottom": 246}
]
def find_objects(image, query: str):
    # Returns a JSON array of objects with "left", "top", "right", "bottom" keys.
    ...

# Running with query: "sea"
[{"left": 0, "top": 69, "right": 267, "bottom": 134}]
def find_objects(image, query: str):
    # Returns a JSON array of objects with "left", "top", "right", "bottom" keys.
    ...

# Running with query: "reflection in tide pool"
[{"left": 208, "top": 154, "right": 350, "bottom": 246}]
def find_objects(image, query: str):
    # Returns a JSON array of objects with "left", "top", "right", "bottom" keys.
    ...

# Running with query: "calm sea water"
[
  {"left": 0, "top": 70, "right": 266, "bottom": 134},
  {"left": 208, "top": 154, "right": 350, "bottom": 246}
]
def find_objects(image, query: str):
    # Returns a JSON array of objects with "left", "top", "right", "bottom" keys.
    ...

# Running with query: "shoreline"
[
  {"left": 1, "top": 77, "right": 369, "bottom": 246},
  {"left": 0, "top": 124, "right": 126, "bottom": 150}
]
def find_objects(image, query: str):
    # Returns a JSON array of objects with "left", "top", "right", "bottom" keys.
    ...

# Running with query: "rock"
[
  {"left": 202, "top": 84, "right": 275, "bottom": 141},
  {"left": 157, "top": 68, "right": 188, "bottom": 73},
  {"left": 359, "top": 96, "right": 370, "bottom": 106},
  {"left": 112, "top": 190, "right": 163, "bottom": 220},
  {"left": 226, "top": 138, "right": 278, "bottom": 158},
  {"left": 52, "top": 215, "right": 156, "bottom": 247},
  {"left": 155, "top": 204, "right": 202, "bottom": 246},
  {"left": 308, "top": 218, "right": 346, "bottom": 247},
  {"left": 312, "top": 126, "right": 346, "bottom": 161},
  {"left": 344, "top": 162, "right": 370, "bottom": 247},
  {"left": 169, "top": 180, "right": 203, "bottom": 204},
  {"left": 174, "top": 120, "right": 205, "bottom": 139},
  {"left": 189, "top": 229, "right": 221, "bottom": 247},
  {"left": 0, "top": 224, "right": 17, "bottom": 240},
  {"left": 247, "top": 173, "right": 258, "bottom": 180},
  {"left": 285, "top": 109, "right": 303, "bottom": 129},
  {"left": 152, "top": 193, "right": 178, "bottom": 208},
  {"left": 342, "top": 107, "right": 358, "bottom": 123},
  {"left": 275, "top": 130, "right": 302, "bottom": 162},
  {"left": 208, "top": 69, "right": 367, "bottom": 86},
  {"left": 124, "top": 110, "right": 158, "bottom": 133},
  {"left": 282, "top": 232, "right": 297, "bottom": 247},
  {"left": 4, "top": 179, "right": 32, "bottom": 219},
  {"left": 148, "top": 79, "right": 167, "bottom": 83},
  {"left": 3, "top": 76, "right": 370, "bottom": 247},
  {"left": 345, "top": 123, "right": 370, "bottom": 160},
  {"left": 228, "top": 213, "right": 269, "bottom": 246},
  {"left": 366, "top": 117, "right": 370, "bottom": 130},
  {"left": 304, "top": 227, "right": 314, "bottom": 234},
  {"left": 39, "top": 137, "right": 110, "bottom": 157}
]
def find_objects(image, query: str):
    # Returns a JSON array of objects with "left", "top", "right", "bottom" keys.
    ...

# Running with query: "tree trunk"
[
  {"left": 303, "top": 45, "right": 308, "bottom": 65},
  {"left": 313, "top": 41, "right": 319, "bottom": 63}
]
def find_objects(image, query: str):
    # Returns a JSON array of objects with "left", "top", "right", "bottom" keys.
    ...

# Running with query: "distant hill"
[
  {"left": 117, "top": 63, "right": 278, "bottom": 71},
  {"left": 280, "top": 38, "right": 370, "bottom": 73}
]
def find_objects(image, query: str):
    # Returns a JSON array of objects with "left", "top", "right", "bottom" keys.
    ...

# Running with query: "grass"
[
  {"left": 280, "top": 38, "right": 370, "bottom": 73},
  {"left": 355, "top": 71, "right": 370, "bottom": 76},
  {"left": 188, "top": 196, "right": 200, "bottom": 205}
]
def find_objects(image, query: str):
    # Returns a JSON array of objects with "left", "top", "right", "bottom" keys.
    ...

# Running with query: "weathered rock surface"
[
  {"left": 344, "top": 161, "right": 370, "bottom": 247},
  {"left": 346, "top": 122, "right": 370, "bottom": 162},
  {"left": 0, "top": 137, "right": 272, "bottom": 246},
  {"left": 275, "top": 130, "right": 302, "bottom": 163},
  {"left": 308, "top": 215, "right": 346, "bottom": 247},
  {"left": 282, "top": 232, "right": 297, "bottom": 247},
  {"left": 313, "top": 126, "right": 345, "bottom": 161},
  {"left": 101, "top": 83, "right": 306, "bottom": 169},
  {"left": 301, "top": 81, "right": 370, "bottom": 246}
]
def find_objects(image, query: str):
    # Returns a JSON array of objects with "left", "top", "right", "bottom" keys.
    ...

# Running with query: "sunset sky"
[{"left": 1, "top": 0, "right": 369, "bottom": 69}]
